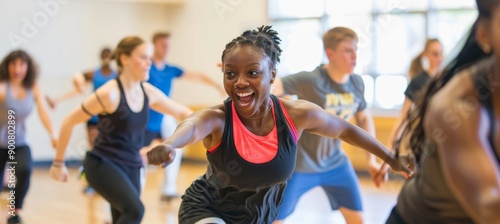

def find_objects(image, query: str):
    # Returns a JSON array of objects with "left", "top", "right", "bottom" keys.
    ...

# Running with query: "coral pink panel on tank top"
[
  {"left": 232, "top": 102, "right": 278, "bottom": 164},
  {"left": 207, "top": 98, "right": 298, "bottom": 164}
]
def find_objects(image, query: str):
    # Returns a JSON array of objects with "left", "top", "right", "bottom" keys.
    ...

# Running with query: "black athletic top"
[
  {"left": 396, "top": 56, "right": 499, "bottom": 223},
  {"left": 179, "top": 95, "right": 297, "bottom": 224},
  {"left": 91, "top": 78, "right": 149, "bottom": 168},
  {"left": 404, "top": 71, "right": 431, "bottom": 102}
]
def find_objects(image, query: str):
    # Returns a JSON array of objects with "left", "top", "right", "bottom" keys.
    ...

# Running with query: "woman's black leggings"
[
  {"left": 0, "top": 146, "right": 32, "bottom": 210},
  {"left": 84, "top": 152, "right": 144, "bottom": 224},
  {"left": 386, "top": 206, "right": 408, "bottom": 224}
]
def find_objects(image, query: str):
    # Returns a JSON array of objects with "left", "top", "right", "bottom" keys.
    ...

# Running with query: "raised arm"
[
  {"left": 354, "top": 109, "right": 376, "bottom": 158},
  {"left": 147, "top": 106, "right": 225, "bottom": 166},
  {"left": 46, "top": 89, "right": 81, "bottom": 109},
  {"left": 182, "top": 70, "right": 225, "bottom": 95},
  {"left": 46, "top": 71, "right": 93, "bottom": 109},
  {"left": 289, "top": 100, "right": 412, "bottom": 175},
  {"left": 32, "top": 83, "right": 57, "bottom": 148},
  {"left": 425, "top": 101, "right": 500, "bottom": 223},
  {"left": 73, "top": 71, "right": 93, "bottom": 94},
  {"left": 143, "top": 82, "right": 193, "bottom": 121},
  {"left": 50, "top": 84, "right": 113, "bottom": 182}
]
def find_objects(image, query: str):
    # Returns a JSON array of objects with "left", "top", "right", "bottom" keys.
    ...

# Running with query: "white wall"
[
  {"left": 0, "top": 0, "right": 268, "bottom": 161},
  {"left": 165, "top": 0, "right": 268, "bottom": 106}
]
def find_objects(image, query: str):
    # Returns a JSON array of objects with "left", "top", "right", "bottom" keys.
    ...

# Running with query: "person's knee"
[
  {"left": 125, "top": 201, "right": 144, "bottom": 222},
  {"left": 194, "top": 217, "right": 226, "bottom": 224},
  {"left": 134, "top": 202, "right": 145, "bottom": 220},
  {"left": 14, "top": 163, "right": 32, "bottom": 179}
]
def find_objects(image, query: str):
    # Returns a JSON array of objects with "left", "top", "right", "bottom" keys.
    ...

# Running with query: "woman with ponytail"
[
  {"left": 387, "top": 0, "right": 500, "bottom": 223},
  {"left": 147, "top": 25, "right": 412, "bottom": 224},
  {"left": 408, "top": 39, "right": 443, "bottom": 80},
  {"left": 387, "top": 39, "right": 443, "bottom": 150},
  {"left": 49, "top": 36, "right": 192, "bottom": 224}
]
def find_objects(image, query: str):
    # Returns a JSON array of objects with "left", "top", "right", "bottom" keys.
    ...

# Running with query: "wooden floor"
[{"left": 0, "top": 162, "right": 404, "bottom": 224}]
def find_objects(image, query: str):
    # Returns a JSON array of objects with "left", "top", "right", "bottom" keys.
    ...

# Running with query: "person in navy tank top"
[
  {"left": 146, "top": 26, "right": 412, "bottom": 224},
  {"left": 387, "top": 0, "right": 500, "bottom": 223},
  {"left": 141, "top": 32, "right": 226, "bottom": 202},
  {"left": 45, "top": 49, "right": 118, "bottom": 217},
  {"left": 49, "top": 36, "right": 192, "bottom": 224},
  {"left": 0, "top": 50, "right": 58, "bottom": 224}
]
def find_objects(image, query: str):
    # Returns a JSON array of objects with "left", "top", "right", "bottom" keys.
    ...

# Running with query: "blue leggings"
[{"left": 276, "top": 159, "right": 363, "bottom": 220}]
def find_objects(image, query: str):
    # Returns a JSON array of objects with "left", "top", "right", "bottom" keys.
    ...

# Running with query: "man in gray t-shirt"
[
  {"left": 272, "top": 27, "right": 386, "bottom": 224},
  {"left": 281, "top": 65, "right": 368, "bottom": 172}
]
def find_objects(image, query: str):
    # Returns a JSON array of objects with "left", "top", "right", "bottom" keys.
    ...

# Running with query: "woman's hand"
[
  {"left": 368, "top": 160, "right": 387, "bottom": 188},
  {"left": 49, "top": 161, "right": 69, "bottom": 182},
  {"left": 45, "top": 96, "right": 56, "bottom": 109},
  {"left": 387, "top": 154, "right": 415, "bottom": 179},
  {"left": 147, "top": 144, "right": 176, "bottom": 168}
]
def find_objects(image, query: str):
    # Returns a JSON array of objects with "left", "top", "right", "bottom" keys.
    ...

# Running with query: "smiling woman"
[
  {"left": 222, "top": 35, "right": 277, "bottom": 119},
  {"left": 146, "top": 25, "right": 412, "bottom": 224}
]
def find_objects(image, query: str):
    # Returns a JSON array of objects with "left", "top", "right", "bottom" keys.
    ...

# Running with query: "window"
[
  {"left": 375, "top": 75, "right": 407, "bottom": 109},
  {"left": 373, "top": 14, "right": 427, "bottom": 76},
  {"left": 374, "top": 0, "right": 429, "bottom": 12},
  {"left": 428, "top": 10, "right": 478, "bottom": 55},
  {"left": 273, "top": 20, "right": 324, "bottom": 75},
  {"left": 431, "top": 0, "right": 475, "bottom": 9},
  {"left": 326, "top": 15, "right": 372, "bottom": 75},
  {"left": 269, "top": 0, "right": 324, "bottom": 19},
  {"left": 270, "top": 0, "right": 476, "bottom": 109},
  {"left": 360, "top": 75, "right": 374, "bottom": 107}
]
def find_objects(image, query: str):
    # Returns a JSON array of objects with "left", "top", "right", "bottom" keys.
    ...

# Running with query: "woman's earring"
[
  {"left": 420, "top": 56, "right": 429, "bottom": 70},
  {"left": 483, "top": 44, "right": 492, "bottom": 54}
]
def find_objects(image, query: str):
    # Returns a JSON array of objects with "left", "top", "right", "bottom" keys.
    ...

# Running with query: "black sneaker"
[{"left": 7, "top": 214, "right": 24, "bottom": 224}]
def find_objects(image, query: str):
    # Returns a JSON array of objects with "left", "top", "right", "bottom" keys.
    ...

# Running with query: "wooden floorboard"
[{"left": 0, "top": 163, "right": 403, "bottom": 224}]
